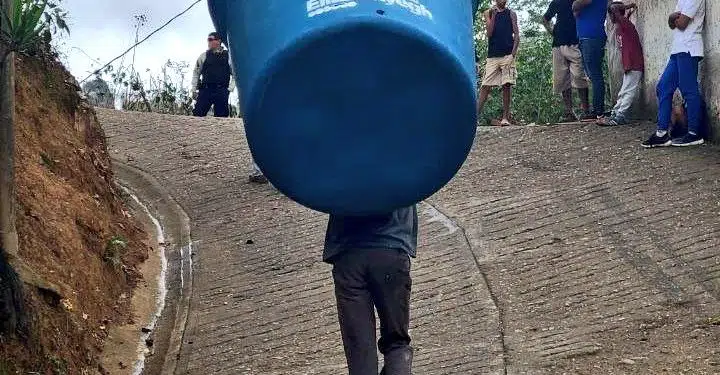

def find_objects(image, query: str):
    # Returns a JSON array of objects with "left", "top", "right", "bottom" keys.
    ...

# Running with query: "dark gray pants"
[{"left": 331, "top": 249, "right": 413, "bottom": 375}]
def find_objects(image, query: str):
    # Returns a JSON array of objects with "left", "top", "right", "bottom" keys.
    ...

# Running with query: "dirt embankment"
[{"left": 0, "top": 53, "right": 152, "bottom": 373}]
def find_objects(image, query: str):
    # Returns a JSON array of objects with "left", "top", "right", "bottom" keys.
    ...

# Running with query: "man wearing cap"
[
  {"left": 193, "top": 32, "right": 268, "bottom": 183},
  {"left": 191, "top": 31, "right": 236, "bottom": 118}
]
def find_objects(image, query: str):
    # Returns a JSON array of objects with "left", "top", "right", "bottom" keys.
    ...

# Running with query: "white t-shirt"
[{"left": 671, "top": 0, "right": 705, "bottom": 57}]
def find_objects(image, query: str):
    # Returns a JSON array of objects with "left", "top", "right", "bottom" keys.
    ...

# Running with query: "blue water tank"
[{"left": 209, "top": 0, "right": 479, "bottom": 215}]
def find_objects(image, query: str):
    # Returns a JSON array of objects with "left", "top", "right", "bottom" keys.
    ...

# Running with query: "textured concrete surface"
[{"left": 99, "top": 108, "right": 720, "bottom": 374}]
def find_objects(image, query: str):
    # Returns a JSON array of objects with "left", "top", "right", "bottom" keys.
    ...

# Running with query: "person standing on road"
[
  {"left": 543, "top": 0, "right": 591, "bottom": 122},
  {"left": 477, "top": 0, "right": 520, "bottom": 126},
  {"left": 642, "top": 0, "right": 706, "bottom": 147},
  {"left": 572, "top": 0, "right": 609, "bottom": 120},
  {"left": 325, "top": 206, "right": 418, "bottom": 375},
  {"left": 191, "top": 32, "right": 235, "bottom": 118},
  {"left": 192, "top": 32, "right": 269, "bottom": 183},
  {"left": 597, "top": 2, "right": 644, "bottom": 127}
]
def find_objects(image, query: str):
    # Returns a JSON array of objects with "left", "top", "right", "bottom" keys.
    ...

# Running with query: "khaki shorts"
[
  {"left": 481, "top": 55, "right": 517, "bottom": 87},
  {"left": 552, "top": 45, "right": 589, "bottom": 94}
]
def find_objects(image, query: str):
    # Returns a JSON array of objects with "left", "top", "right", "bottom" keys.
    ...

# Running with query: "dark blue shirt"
[
  {"left": 323, "top": 206, "right": 418, "bottom": 263},
  {"left": 544, "top": 0, "right": 580, "bottom": 47},
  {"left": 488, "top": 9, "right": 515, "bottom": 58},
  {"left": 576, "top": 0, "right": 607, "bottom": 39}
]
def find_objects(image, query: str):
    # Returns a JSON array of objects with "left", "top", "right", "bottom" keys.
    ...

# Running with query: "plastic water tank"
[{"left": 209, "top": 0, "right": 479, "bottom": 215}]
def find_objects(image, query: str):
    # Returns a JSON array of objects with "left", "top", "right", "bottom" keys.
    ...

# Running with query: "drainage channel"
[
  {"left": 120, "top": 185, "right": 170, "bottom": 375},
  {"left": 111, "top": 160, "right": 196, "bottom": 375}
]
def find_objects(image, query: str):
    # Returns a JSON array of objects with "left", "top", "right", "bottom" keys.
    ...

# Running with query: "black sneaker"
[
  {"left": 641, "top": 133, "right": 672, "bottom": 148},
  {"left": 579, "top": 111, "right": 596, "bottom": 122},
  {"left": 381, "top": 348, "right": 413, "bottom": 375},
  {"left": 597, "top": 115, "right": 627, "bottom": 127},
  {"left": 671, "top": 132, "right": 705, "bottom": 147},
  {"left": 597, "top": 117, "right": 618, "bottom": 126}
]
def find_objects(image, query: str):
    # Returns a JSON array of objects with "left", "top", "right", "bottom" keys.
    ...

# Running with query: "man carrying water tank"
[{"left": 325, "top": 206, "right": 418, "bottom": 375}]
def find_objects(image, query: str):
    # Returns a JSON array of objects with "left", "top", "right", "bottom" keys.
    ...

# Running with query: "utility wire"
[
  {"left": 70, "top": 46, "right": 101, "bottom": 65},
  {"left": 79, "top": 0, "right": 203, "bottom": 84}
]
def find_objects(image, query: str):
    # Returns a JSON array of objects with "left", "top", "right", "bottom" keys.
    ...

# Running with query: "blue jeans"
[
  {"left": 657, "top": 53, "right": 702, "bottom": 134},
  {"left": 579, "top": 37, "right": 607, "bottom": 116}
]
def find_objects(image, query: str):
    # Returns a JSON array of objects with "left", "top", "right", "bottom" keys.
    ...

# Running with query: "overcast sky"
[{"left": 61, "top": 0, "right": 214, "bottom": 86}]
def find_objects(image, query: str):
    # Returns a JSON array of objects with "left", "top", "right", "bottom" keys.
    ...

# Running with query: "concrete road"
[{"left": 99, "top": 108, "right": 720, "bottom": 375}]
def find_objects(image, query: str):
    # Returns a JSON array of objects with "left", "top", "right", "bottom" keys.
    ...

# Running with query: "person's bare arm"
[
  {"left": 542, "top": 2, "right": 556, "bottom": 35},
  {"left": 674, "top": 0, "right": 703, "bottom": 31},
  {"left": 485, "top": 7, "right": 497, "bottom": 38},
  {"left": 625, "top": 3, "right": 637, "bottom": 18},
  {"left": 572, "top": 0, "right": 592, "bottom": 14},
  {"left": 675, "top": 13, "right": 693, "bottom": 30},
  {"left": 511, "top": 10, "right": 520, "bottom": 57},
  {"left": 668, "top": 11, "right": 681, "bottom": 29},
  {"left": 542, "top": 17, "right": 554, "bottom": 35}
]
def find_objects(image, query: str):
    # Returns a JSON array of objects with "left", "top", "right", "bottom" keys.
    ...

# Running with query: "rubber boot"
[{"left": 380, "top": 347, "right": 413, "bottom": 375}]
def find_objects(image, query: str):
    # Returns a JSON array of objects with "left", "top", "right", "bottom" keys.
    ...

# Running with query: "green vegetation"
[
  {"left": 473, "top": 0, "right": 617, "bottom": 125},
  {"left": 104, "top": 235, "right": 128, "bottom": 268},
  {"left": 0, "top": 0, "right": 68, "bottom": 57},
  {"left": 474, "top": 0, "right": 570, "bottom": 125}
]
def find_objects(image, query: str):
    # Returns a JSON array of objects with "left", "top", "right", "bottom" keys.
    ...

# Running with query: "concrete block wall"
[{"left": 633, "top": 0, "right": 719, "bottom": 139}]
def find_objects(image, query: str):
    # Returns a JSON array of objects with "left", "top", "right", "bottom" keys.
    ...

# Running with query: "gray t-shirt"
[{"left": 323, "top": 206, "right": 418, "bottom": 263}]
